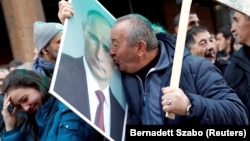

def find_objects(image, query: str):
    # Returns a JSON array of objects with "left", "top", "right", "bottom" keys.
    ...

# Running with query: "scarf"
[{"left": 32, "top": 56, "right": 55, "bottom": 78}]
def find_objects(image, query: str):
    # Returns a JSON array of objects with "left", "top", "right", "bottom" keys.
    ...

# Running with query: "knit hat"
[{"left": 33, "top": 21, "right": 63, "bottom": 54}]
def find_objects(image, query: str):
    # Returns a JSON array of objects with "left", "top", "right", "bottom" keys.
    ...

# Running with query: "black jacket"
[{"left": 224, "top": 45, "right": 250, "bottom": 120}]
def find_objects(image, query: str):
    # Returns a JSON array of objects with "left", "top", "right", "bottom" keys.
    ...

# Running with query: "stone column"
[{"left": 1, "top": 0, "right": 45, "bottom": 62}]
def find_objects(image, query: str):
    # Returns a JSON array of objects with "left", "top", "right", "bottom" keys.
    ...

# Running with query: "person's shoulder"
[
  {"left": 55, "top": 99, "right": 70, "bottom": 110},
  {"left": 184, "top": 54, "right": 205, "bottom": 63},
  {"left": 54, "top": 100, "right": 84, "bottom": 121},
  {"left": 156, "top": 32, "right": 176, "bottom": 41},
  {"left": 183, "top": 54, "right": 216, "bottom": 71}
]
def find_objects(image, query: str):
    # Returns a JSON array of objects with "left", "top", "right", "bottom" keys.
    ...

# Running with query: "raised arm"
[{"left": 58, "top": 0, "right": 74, "bottom": 24}]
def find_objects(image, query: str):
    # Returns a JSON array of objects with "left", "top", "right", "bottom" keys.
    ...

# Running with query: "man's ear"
[
  {"left": 41, "top": 47, "right": 49, "bottom": 54},
  {"left": 174, "top": 27, "right": 179, "bottom": 34},
  {"left": 137, "top": 40, "right": 146, "bottom": 56}
]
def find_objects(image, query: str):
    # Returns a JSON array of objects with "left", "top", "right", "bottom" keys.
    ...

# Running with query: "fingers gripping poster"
[{"left": 50, "top": 0, "right": 127, "bottom": 141}]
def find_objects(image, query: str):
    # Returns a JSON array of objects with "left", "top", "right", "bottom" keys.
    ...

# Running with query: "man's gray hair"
[{"left": 114, "top": 14, "right": 159, "bottom": 51}]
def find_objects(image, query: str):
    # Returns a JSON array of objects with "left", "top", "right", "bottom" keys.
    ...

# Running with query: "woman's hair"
[{"left": 2, "top": 69, "right": 51, "bottom": 100}]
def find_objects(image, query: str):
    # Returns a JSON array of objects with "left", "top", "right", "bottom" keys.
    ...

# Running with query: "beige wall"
[{"left": 1, "top": 0, "right": 45, "bottom": 63}]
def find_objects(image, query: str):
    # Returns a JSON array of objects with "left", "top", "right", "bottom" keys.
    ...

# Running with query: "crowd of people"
[{"left": 0, "top": 0, "right": 250, "bottom": 140}]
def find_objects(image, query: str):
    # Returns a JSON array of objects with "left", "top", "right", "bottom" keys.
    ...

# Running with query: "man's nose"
[
  {"left": 231, "top": 23, "right": 236, "bottom": 33},
  {"left": 109, "top": 47, "right": 115, "bottom": 56},
  {"left": 208, "top": 41, "right": 216, "bottom": 48}
]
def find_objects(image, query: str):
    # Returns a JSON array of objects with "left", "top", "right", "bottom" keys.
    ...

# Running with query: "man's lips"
[{"left": 112, "top": 59, "right": 118, "bottom": 64}]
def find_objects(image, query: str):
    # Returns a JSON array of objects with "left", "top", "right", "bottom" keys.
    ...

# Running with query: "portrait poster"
[
  {"left": 49, "top": 0, "right": 127, "bottom": 141},
  {"left": 214, "top": 0, "right": 250, "bottom": 16}
]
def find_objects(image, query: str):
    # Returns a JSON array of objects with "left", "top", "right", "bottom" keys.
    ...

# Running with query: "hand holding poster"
[
  {"left": 166, "top": 0, "right": 192, "bottom": 119},
  {"left": 50, "top": 0, "right": 127, "bottom": 141}
]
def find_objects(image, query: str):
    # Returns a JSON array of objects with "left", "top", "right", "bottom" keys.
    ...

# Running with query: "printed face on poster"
[{"left": 49, "top": 0, "right": 127, "bottom": 141}]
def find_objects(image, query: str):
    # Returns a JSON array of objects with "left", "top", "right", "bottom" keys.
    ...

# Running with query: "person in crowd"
[
  {"left": 215, "top": 25, "right": 236, "bottom": 74},
  {"left": 0, "top": 69, "right": 9, "bottom": 94},
  {"left": 7, "top": 60, "right": 23, "bottom": 72},
  {"left": 32, "top": 21, "right": 63, "bottom": 78},
  {"left": 58, "top": 1, "right": 248, "bottom": 125},
  {"left": 55, "top": 9, "right": 125, "bottom": 141},
  {"left": 185, "top": 25, "right": 217, "bottom": 64},
  {"left": 109, "top": 14, "right": 248, "bottom": 125},
  {"left": 224, "top": 10, "right": 250, "bottom": 120},
  {"left": 1, "top": 69, "right": 100, "bottom": 141},
  {"left": 172, "top": 11, "right": 200, "bottom": 35},
  {"left": 0, "top": 68, "right": 9, "bottom": 134},
  {"left": 1, "top": 20, "right": 105, "bottom": 140},
  {"left": 2, "top": 20, "right": 62, "bottom": 137}
]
